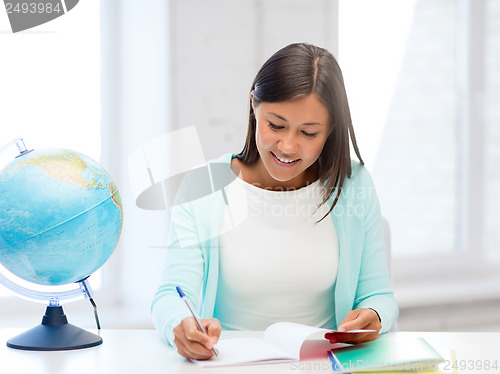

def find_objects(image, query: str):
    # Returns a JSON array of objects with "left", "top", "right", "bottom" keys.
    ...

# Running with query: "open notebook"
[{"left": 193, "top": 321, "right": 374, "bottom": 368}]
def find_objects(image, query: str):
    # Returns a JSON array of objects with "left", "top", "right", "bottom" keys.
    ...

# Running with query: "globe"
[
  {"left": 0, "top": 148, "right": 123, "bottom": 286},
  {"left": 0, "top": 143, "right": 123, "bottom": 351}
]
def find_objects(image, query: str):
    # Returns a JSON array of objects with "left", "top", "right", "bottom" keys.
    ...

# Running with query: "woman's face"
[{"left": 252, "top": 93, "right": 330, "bottom": 189}]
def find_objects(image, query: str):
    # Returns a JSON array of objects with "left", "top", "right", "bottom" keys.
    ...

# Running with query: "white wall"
[{"left": 169, "top": 0, "right": 339, "bottom": 160}]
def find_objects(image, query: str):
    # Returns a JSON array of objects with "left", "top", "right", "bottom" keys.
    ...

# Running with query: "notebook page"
[
  {"left": 263, "top": 322, "right": 329, "bottom": 359},
  {"left": 192, "top": 337, "right": 295, "bottom": 368},
  {"left": 192, "top": 322, "right": 377, "bottom": 368}
]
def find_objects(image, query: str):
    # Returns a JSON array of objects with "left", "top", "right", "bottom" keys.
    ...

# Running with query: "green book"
[{"left": 328, "top": 336, "right": 445, "bottom": 372}]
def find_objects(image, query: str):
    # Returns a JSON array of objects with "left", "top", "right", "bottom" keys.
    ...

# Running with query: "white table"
[{"left": 1, "top": 329, "right": 499, "bottom": 374}]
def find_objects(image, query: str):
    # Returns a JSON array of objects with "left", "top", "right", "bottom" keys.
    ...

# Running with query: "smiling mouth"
[{"left": 271, "top": 152, "right": 300, "bottom": 165}]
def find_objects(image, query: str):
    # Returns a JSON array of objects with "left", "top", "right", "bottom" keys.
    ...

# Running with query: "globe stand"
[{"left": 6, "top": 305, "right": 102, "bottom": 351}]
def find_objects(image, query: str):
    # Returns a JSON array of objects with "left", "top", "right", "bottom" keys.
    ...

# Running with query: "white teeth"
[{"left": 274, "top": 153, "right": 297, "bottom": 163}]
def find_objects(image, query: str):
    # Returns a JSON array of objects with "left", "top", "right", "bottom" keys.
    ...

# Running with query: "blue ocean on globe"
[{"left": 0, "top": 149, "right": 123, "bottom": 286}]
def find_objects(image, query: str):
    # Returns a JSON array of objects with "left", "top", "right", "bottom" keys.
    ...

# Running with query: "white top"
[{"left": 213, "top": 176, "right": 339, "bottom": 330}]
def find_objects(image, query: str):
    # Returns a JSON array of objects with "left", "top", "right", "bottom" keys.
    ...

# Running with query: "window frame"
[{"left": 390, "top": 0, "right": 499, "bottom": 306}]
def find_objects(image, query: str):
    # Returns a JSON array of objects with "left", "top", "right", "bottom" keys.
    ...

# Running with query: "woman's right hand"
[{"left": 173, "top": 317, "right": 221, "bottom": 360}]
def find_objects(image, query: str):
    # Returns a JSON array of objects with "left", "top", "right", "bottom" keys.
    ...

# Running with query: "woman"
[{"left": 152, "top": 43, "right": 398, "bottom": 360}]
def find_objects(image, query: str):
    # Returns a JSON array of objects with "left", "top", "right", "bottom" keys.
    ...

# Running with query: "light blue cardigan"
[{"left": 151, "top": 153, "right": 399, "bottom": 346}]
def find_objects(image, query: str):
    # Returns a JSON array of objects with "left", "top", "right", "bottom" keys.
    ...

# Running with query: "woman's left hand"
[{"left": 325, "top": 308, "right": 381, "bottom": 344}]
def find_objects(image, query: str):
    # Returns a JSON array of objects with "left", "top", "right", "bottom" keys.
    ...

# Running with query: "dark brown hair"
[{"left": 237, "top": 43, "right": 364, "bottom": 221}]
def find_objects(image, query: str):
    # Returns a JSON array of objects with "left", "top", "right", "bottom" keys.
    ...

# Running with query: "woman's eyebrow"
[
  {"left": 269, "top": 112, "right": 288, "bottom": 122},
  {"left": 268, "top": 112, "right": 325, "bottom": 126}
]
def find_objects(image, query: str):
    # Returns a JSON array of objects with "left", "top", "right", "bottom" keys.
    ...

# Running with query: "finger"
[
  {"left": 325, "top": 310, "right": 360, "bottom": 343},
  {"left": 205, "top": 319, "right": 222, "bottom": 344},
  {"left": 338, "top": 310, "right": 361, "bottom": 331},
  {"left": 174, "top": 323, "right": 213, "bottom": 360},
  {"left": 175, "top": 333, "right": 214, "bottom": 360},
  {"left": 338, "top": 320, "right": 366, "bottom": 332},
  {"left": 175, "top": 337, "right": 196, "bottom": 359},
  {"left": 180, "top": 318, "right": 215, "bottom": 350},
  {"left": 329, "top": 309, "right": 382, "bottom": 344},
  {"left": 325, "top": 331, "right": 372, "bottom": 344},
  {"left": 331, "top": 331, "right": 379, "bottom": 344},
  {"left": 348, "top": 309, "right": 381, "bottom": 331},
  {"left": 184, "top": 327, "right": 214, "bottom": 350},
  {"left": 324, "top": 333, "right": 338, "bottom": 344},
  {"left": 176, "top": 318, "right": 217, "bottom": 358},
  {"left": 338, "top": 310, "right": 374, "bottom": 332}
]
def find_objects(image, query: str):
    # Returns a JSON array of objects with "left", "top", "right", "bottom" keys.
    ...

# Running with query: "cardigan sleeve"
[
  {"left": 351, "top": 166, "right": 399, "bottom": 333},
  {"left": 151, "top": 154, "right": 233, "bottom": 347},
  {"left": 151, "top": 189, "right": 206, "bottom": 346}
]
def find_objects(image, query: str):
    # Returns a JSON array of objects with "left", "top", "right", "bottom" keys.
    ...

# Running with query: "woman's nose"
[{"left": 277, "top": 133, "right": 299, "bottom": 154}]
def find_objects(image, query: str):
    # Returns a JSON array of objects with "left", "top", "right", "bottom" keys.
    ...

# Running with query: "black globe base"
[{"left": 6, "top": 305, "right": 102, "bottom": 351}]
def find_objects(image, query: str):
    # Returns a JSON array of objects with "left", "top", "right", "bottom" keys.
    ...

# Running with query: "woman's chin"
[{"left": 266, "top": 168, "right": 305, "bottom": 186}]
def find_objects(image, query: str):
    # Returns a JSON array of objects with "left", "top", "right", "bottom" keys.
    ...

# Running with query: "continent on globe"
[{"left": 0, "top": 149, "right": 123, "bottom": 286}]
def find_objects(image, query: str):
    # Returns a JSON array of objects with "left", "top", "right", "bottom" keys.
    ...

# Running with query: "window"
[
  {"left": 484, "top": 0, "right": 500, "bottom": 262},
  {"left": 339, "top": 0, "right": 499, "bottom": 288},
  {"left": 0, "top": 2, "right": 100, "bottom": 301}
]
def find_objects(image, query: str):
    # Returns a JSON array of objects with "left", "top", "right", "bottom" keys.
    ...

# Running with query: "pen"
[{"left": 176, "top": 286, "right": 218, "bottom": 357}]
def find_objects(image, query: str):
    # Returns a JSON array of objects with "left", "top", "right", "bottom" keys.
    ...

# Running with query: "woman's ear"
[{"left": 250, "top": 91, "right": 256, "bottom": 113}]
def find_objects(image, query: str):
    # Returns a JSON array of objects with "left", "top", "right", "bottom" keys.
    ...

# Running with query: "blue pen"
[{"left": 176, "top": 286, "right": 218, "bottom": 357}]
